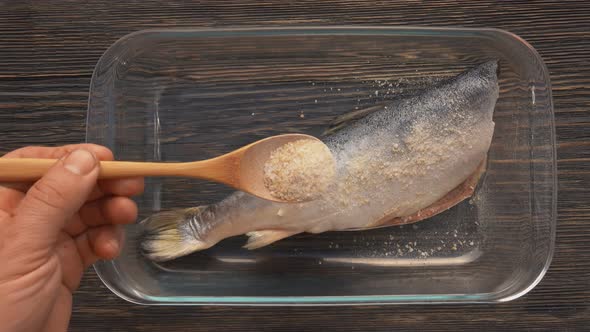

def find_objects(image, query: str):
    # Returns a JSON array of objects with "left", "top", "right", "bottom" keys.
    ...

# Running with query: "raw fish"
[{"left": 141, "top": 61, "right": 499, "bottom": 262}]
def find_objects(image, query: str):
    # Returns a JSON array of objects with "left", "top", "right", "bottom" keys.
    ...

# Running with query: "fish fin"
[
  {"left": 365, "top": 158, "right": 487, "bottom": 229},
  {"left": 243, "top": 230, "right": 298, "bottom": 250},
  {"left": 140, "top": 206, "right": 210, "bottom": 262},
  {"left": 322, "top": 104, "right": 387, "bottom": 136}
]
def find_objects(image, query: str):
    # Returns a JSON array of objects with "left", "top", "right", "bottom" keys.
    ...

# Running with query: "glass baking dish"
[{"left": 86, "top": 27, "right": 556, "bottom": 305}]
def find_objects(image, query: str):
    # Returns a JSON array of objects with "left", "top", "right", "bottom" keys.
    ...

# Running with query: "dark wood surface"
[{"left": 1, "top": 1, "right": 589, "bottom": 331}]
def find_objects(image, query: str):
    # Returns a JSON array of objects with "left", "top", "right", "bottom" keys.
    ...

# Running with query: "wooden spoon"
[{"left": 0, "top": 133, "right": 326, "bottom": 202}]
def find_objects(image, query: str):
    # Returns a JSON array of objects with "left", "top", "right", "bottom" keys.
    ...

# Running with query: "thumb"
[{"left": 14, "top": 149, "right": 99, "bottom": 246}]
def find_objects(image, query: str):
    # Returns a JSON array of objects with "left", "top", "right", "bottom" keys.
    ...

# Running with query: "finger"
[
  {"left": 55, "top": 232, "right": 84, "bottom": 292},
  {"left": 80, "top": 196, "right": 138, "bottom": 227},
  {"left": 84, "top": 177, "right": 145, "bottom": 202},
  {"left": 98, "top": 177, "right": 145, "bottom": 197},
  {"left": 75, "top": 225, "right": 123, "bottom": 269},
  {"left": 64, "top": 196, "right": 138, "bottom": 237},
  {"left": 0, "top": 185, "right": 25, "bottom": 213},
  {"left": 14, "top": 149, "right": 99, "bottom": 248},
  {"left": 2, "top": 144, "right": 113, "bottom": 161}
]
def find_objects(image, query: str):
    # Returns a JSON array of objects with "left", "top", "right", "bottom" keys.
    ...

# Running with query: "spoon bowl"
[{"left": 235, "top": 133, "right": 323, "bottom": 202}]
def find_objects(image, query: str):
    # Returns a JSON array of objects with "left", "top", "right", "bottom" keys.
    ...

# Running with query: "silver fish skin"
[{"left": 141, "top": 61, "right": 499, "bottom": 262}]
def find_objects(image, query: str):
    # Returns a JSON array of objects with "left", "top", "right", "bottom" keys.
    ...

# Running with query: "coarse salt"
[{"left": 263, "top": 139, "right": 335, "bottom": 202}]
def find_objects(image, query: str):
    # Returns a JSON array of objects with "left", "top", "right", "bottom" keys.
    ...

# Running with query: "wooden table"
[{"left": 1, "top": 1, "right": 588, "bottom": 331}]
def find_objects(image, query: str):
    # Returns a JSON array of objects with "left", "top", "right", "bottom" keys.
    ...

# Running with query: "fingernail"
[{"left": 64, "top": 149, "right": 97, "bottom": 175}]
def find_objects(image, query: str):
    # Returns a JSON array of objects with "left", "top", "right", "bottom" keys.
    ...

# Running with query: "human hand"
[{"left": 0, "top": 144, "right": 144, "bottom": 332}]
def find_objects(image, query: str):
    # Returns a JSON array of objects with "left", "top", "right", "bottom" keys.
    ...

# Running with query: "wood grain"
[{"left": 0, "top": 0, "right": 589, "bottom": 331}]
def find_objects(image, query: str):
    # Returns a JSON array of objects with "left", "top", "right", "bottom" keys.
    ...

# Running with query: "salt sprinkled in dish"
[{"left": 263, "top": 139, "right": 336, "bottom": 202}]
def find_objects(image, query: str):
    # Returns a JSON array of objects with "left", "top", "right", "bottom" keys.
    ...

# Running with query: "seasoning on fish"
[
  {"left": 140, "top": 61, "right": 500, "bottom": 262},
  {"left": 263, "top": 139, "right": 336, "bottom": 202}
]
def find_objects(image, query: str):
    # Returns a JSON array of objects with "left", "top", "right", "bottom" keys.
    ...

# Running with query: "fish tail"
[{"left": 140, "top": 206, "right": 212, "bottom": 262}]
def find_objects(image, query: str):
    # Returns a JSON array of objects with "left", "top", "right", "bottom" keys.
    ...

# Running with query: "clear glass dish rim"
[{"left": 86, "top": 25, "right": 557, "bottom": 306}]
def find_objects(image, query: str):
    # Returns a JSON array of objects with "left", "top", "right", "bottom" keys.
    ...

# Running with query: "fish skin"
[{"left": 141, "top": 61, "right": 499, "bottom": 261}]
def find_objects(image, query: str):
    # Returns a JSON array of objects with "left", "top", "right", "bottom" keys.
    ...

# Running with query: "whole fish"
[{"left": 141, "top": 61, "right": 499, "bottom": 262}]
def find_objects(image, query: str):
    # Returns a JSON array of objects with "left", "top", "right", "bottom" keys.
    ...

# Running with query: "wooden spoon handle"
[{"left": 0, "top": 158, "right": 189, "bottom": 181}]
